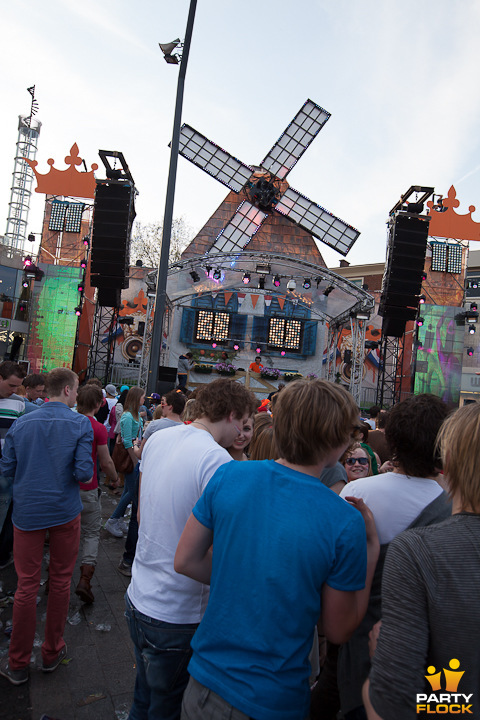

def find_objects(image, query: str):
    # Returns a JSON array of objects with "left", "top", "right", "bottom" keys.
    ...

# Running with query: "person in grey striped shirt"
[{"left": 364, "top": 401, "right": 480, "bottom": 719}]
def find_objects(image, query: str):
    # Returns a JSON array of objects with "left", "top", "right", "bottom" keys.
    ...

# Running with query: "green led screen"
[
  {"left": 413, "top": 305, "right": 464, "bottom": 405},
  {"left": 27, "top": 265, "right": 83, "bottom": 372}
]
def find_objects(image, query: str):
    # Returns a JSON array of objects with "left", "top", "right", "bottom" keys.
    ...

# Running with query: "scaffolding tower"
[{"left": 4, "top": 88, "right": 41, "bottom": 255}]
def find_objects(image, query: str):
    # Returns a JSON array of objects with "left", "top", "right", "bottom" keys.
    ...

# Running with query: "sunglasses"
[{"left": 345, "top": 457, "right": 369, "bottom": 466}]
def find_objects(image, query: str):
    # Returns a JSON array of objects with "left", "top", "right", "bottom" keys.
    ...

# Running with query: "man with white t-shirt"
[
  {"left": 124, "top": 378, "right": 256, "bottom": 720},
  {"left": 337, "top": 393, "right": 451, "bottom": 720}
]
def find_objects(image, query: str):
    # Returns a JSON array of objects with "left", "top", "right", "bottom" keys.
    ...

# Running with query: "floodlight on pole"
[
  {"left": 159, "top": 39, "right": 182, "bottom": 64},
  {"left": 147, "top": 0, "right": 197, "bottom": 398}
]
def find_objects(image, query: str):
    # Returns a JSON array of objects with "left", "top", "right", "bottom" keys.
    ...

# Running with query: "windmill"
[{"left": 178, "top": 99, "right": 360, "bottom": 256}]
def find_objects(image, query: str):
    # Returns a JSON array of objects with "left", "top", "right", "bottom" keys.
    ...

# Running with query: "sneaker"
[
  {"left": 117, "top": 560, "right": 132, "bottom": 577},
  {"left": 104, "top": 518, "right": 123, "bottom": 538},
  {"left": 42, "top": 644, "right": 67, "bottom": 673},
  {"left": 0, "top": 657, "right": 29, "bottom": 685}
]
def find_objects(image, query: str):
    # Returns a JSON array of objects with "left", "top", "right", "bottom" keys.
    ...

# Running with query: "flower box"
[
  {"left": 260, "top": 368, "right": 282, "bottom": 380},
  {"left": 215, "top": 363, "right": 237, "bottom": 376},
  {"left": 283, "top": 372, "right": 303, "bottom": 382},
  {"left": 194, "top": 364, "right": 213, "bottom": 374}
]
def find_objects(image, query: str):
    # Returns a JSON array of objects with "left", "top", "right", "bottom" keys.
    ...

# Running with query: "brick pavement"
[{"left": 0, "top": 487, "right": 136, "bottom": 720}]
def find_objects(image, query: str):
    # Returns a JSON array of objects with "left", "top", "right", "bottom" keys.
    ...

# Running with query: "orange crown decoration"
[
  {"left": 23, "top": 143, "right": 98, "bottom": 199},
  {"left": 427, "top": 185, "right": 480, "bottom": 242}
]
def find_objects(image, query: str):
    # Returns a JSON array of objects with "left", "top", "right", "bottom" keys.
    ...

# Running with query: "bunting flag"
[
  {"left": 224, "top": 291, "right": 233, "bottom": 306},
  {"left": 237, "top": 293, "right": 246, "bottom": 306},
  {"left": 277, "top": 296, "right": 286, "bottom": 310},
  {"left": 264, "top": 295, "right": 272, "bottom": 307},
  {"left": 211, "top": 291, "right": 218, "bottom": 301},
  {"left": 250, "top": 294, "right": 260, "bottom": 309}
]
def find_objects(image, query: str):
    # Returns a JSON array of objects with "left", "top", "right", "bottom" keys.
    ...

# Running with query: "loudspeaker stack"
[{"left": 378, "top": 213, "right": 431, "bottom": 337}]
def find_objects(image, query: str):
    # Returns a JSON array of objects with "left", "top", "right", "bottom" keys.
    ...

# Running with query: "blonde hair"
[
  {"left": 182, "top": 398, "right": 199, "bottom": 423},
  {"left": 249, "top": 413, "right": 278, "bottom": 461},
  {"left": 437, "top": 402, "right": 480, "bottom": 511},
  {"left": 273, "top": 379, "right": 359, "bottom": 465}
]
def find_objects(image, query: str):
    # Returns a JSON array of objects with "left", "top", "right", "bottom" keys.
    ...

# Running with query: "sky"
[{"left": 2, "top": 0, "right": 480, "bottom": 269}]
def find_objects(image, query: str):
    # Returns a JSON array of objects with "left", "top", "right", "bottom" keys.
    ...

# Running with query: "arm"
[
  {"left": 137, "top": 472, "right": 141, "bottom": 525},
  {"left": 75, "top": 420, "right": 94, "bottom": 483},
  {"left": 120, "top": 414, "right": 141, "bottom": 461},
  {"left": 97, "top": 443, "right": 118, "bottom": 484},
  {"left": 362, "top": 680, "right": 383, "bottom": 720},
  {"left": 321, "top": 497, "right": 379, "bottom": 644},
  {"left": 0, "top": 429, "right": 18, "bottom": 479},
  {"left": 174, "top": 513, "right": 214, "bottom": 585}
]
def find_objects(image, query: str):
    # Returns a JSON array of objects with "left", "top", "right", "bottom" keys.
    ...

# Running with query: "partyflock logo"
[{"left": 416, "top": 659, "right": 473, "bottom": 714}]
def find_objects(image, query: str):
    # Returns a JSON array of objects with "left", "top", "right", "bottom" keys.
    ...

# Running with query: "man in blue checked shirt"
[{"left": 0, "top": 367, "right": 93, "bottom": 687}]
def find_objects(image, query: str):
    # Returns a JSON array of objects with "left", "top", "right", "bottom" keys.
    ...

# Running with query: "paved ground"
[{"left": 0, "top": 486, "right": 136, "bottom": 720}]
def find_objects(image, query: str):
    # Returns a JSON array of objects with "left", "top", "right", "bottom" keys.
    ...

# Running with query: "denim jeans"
[
  {"left": 112, "top": 463, "right": 139, "bottom": 519},
  {"left": 124, "top": 593, "right": 198, "bottom": 720}
]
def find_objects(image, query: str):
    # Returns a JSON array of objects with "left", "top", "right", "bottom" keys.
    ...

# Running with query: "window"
[
  {"left": 49, "top": 201, "right": 85, "bottom": 233},
  {"left": 268, "top": 318, "right": 302, "bottom": 350},
  {"left": 195, "top": 310, "right": 230, "bottom": 343}
]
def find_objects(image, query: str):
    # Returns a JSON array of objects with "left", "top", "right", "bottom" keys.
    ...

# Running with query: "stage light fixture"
[
  {"left": 323, "top": 285, "right": 334, "bottom": 296},
  {"left": 469, "top": 324, "right": 476, "bottom": 334},
  {"left": 75, "top": 306, "right": 82, "bottom": 317},
  {"left": 80, "top": 259, "right": 87, "bottom": 269},
  {"left": 213, "top": 268, "right": 222, "bottom": 280},
  {"left": 467, "top": 347, "right": 474, "bottom": 356},
  {"left": 23, "top": 256, "right": 33, "bottom": 267},
  {"left": 212, "top": 342, "right": 217, "bottom": 348},
  {"left": 416, "top": 317, "right": 424, "bottom": 327},
  {"left": 422, "top": 271, "right": 427, "bottom": 281},
  {"left": 189, "top": 270, "right": 200, "bottom": 282},
  {"left": 233, "top": 343, "right": 239, "bottom": 351},
  {"left": 258, "top": 277, "right": 265, "bottom": 290},
  {"left": 256, "top": 347, "right": 261, "bottom": 354},
  {"left": 303, "top": 278, "right": 311, "bottom": 289},
  {"left": 243, "top": 273, "right": 250, "bottom": 285},
  {"left": 22, "top": 279, "right": 29, "bottom": 288},
  {"left": 471, "top": 302, "right": 478, "bottom": 312},
  {"left": 287, "top": 279, "right": 296, "bottom": 291},
  {"left": 78, "top": 283, "right": 84, "bottom": 293},
  {"left": 273, "top": 275, "right": 281, "bottom": 287},
  {"left": 83, "top": 237, "right": 90, "bottom": 247},
  {"left": 28, "top": 233, "right": 35, "bottom": 243},
  {"left": 281, "top": 350, "right": 286, "bottom": 356},
  {"left": 419, "top": 295, "right": 426, "bottom": 304}
]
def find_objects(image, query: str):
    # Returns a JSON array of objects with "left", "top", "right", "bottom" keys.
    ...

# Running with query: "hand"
[
  {"left": 368, "top": 620, "right": 382, "bottom": 658},
  {"left": 379, "top": 460, "right": 394, "bottom": 473},
  {"left": 344, "top": 496, "right": 378, "bottom": 545}
]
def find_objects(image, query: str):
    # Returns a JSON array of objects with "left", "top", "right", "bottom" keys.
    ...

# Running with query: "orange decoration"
[
  {"left": 23, "top": 143, "right": 98, "bottom": 199},
  {"left": 250, "top": 294, "right": 259, "bottom": 309},
  {"left": 277, "top": 297, "right": 286, "bottom": 310},
  {"left": 427, "top": 186, "right": 480, "bottom": 242}
]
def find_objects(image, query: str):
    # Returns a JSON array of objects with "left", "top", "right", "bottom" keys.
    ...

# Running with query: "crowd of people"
[{"left": 0, "top": 358, "right": 478, "bottom": 720}]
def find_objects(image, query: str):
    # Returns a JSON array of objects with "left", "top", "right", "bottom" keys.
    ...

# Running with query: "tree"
[{"left": 130, "top": 217, "right": 194, "bottom": 268}]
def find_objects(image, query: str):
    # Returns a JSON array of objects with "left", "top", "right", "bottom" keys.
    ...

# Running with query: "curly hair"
[
  {"left": 195, "top": 379, "right": 257, "bottom": 423},
  {"left": 385, "top": 394, "right": 449, "bottom": 477}
]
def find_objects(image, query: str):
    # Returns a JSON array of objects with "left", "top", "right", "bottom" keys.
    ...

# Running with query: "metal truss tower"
[
  {"left": 4, "top": 87, "right": 41, "bottom": 254},
  {"left": 375, "top": 334, "right": 405, "bottom": 407},
  {"left": 86, "top": 304, "right": 118, "bottom": 384}
]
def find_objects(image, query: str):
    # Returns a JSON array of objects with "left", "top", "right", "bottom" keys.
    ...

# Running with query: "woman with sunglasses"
[{"left": 342, "top": 443, "right": 372, "bottom": 483}]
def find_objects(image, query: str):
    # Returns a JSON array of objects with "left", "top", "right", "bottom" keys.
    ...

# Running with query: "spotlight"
[
  {"left": 189, "top": 270, "right": 200, "bottom": 282},
  {"left": 212, "top": 342, "right": 217, "bottom": 348},
  {"left": 416, "top": 317, "right": 424, "bottom": 327},
  {"left": 78, "top": 283, "right": 84, "bottom": 293},
  {"left": 471, "top": 302, "right": 478, "bottom": 312},
  {"left": 469, "top": 324, "right": 476, "bottom": 335},
  {"left": 422, "top": 271, "right": 427, "bottom": 281},
  {"left": 22, "top": 280, "right": 29, "bottom": 288},
  {"left": 23, "top": 256, "right": 33, "bottom": 267},
  {"left": 80, "top": 258, "right": 87, "bottom": 269},
  {"left": 28, "top": 233, "right": 35, "bottom": 243},
  {"left": 258, "top": 277, "right": 265, "bottom": 290},
  {"left": 83, "top": 236, "right": 90, "bottom": 248},
  {"left": 419, "top": 295, "right": 426, "bottom": 304},
  {"left": 281, "top": 351, "right": 286, "bottom": 356},
  {"left": 242, "top": 273, "right": 250, "bottom": 285},
  {"left": 75, "top": 306, "right": 82, "bottom": 317},
  {"left": 303, "top": 278, "right": 311, "bottom": 289},
  {"left": 323, "top": 285, "right": 334, "bottom": 296},
  {"left": 205, "top": 265, "right": 212, "bottom": 276},
  {"left": 233, "top": 344, "right": 239, "bottom": 351},
  {"left": 286, "top": 279, "right": 296, "bottom": 291},
  {"left": 213, "top": 268, "right": 221, "bottom": 280},
  {"left": 256, "top": 347, "right": 261, "bottom": 354},
  {"left": 467, "top": 347, "right": 474, "bottom": 356},
  {"left": 273, "top": 275, "right": 281, "bottom": 287}
]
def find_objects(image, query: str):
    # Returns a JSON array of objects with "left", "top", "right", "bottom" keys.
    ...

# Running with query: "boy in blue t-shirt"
[{"left": 175, "top": 379, "right": 380, "bottom": 720}]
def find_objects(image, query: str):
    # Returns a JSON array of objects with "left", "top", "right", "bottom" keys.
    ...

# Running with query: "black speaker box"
[
  {"left": 156, "top": 379, "right": 176, "bottom": 396},
  {"left": 158, "top": 366, "right": 178, "bottom": 382},
  {"left": 97, "top": 287, "right": 121, "bottom": 308}
]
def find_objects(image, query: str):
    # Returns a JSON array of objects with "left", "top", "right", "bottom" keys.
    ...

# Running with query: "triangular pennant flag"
[
  {"left": 237, "top": 293, "right": 246, "bottom": 306},
  {"left": 250, "top": 294, "right": 260, "bottom": 309},
  {"left": 224, "top": 292, "right": 233, "bottom": 306},
  {"left": 211, "top": 292, "right": 218, "bottom": 300},
  {"left": 277, "top": 296, "right": 286, "bottom": 310},
  {"left": 264, "top": 295, "right": 272, "bottom": 307}
]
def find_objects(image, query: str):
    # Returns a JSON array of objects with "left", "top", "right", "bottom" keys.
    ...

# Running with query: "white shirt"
[
  {"left": 128, "top": 423, "right": 232, "bottom": 623},
  {"left": 340, "top": 471, "right": 443, "bottom": 544}
]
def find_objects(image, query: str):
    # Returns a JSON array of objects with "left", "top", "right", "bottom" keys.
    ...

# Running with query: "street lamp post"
[{"left": 146, "top": 0, "right": 197, "bottom": 397}]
